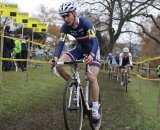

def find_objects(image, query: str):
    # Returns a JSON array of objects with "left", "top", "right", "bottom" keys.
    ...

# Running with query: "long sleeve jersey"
[{"left": 54, "top": 17, "right": 99, "bottom": 58}]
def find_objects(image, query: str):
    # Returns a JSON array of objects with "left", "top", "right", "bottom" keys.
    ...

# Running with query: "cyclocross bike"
[
  {"left": 108, "top": 63, "right": 114, "bottom": 80},
  {"left": 55, "top": 59, "right": 102, "bottom": 130}
]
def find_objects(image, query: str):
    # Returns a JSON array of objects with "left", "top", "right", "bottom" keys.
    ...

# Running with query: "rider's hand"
[
  {"left": 49, "top": 57, "right": 58, "bottom": 68},
  {"left": 84, "top": 54, "right": 93, "bottom": 64}
]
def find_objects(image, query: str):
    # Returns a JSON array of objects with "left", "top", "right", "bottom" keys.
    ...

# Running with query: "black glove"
[{"left": 50, "top": 58, "right": 56, "bottom": 69}]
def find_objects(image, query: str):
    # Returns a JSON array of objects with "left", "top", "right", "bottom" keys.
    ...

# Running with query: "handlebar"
[{"left": 56, "top": 60, "right": 84, "bottom": 65}]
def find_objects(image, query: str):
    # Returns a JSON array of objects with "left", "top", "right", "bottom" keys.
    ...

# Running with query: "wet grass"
[{"left": 0, "top": 65, "right": 159, "bottom": 130}]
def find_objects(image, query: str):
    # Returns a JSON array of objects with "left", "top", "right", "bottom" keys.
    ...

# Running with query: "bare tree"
[
  {"left": 33, "top": 4, "right": 61, "bottom": 45},
  {"left": 75, "top": 0, "right": 160, "bottom": 54}
]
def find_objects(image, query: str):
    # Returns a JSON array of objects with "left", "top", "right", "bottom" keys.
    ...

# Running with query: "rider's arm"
[
  {"left": 54, "top": 25, "right": 68, "bottom": 59},
  {"left": 85, "top": 19, "right": 99, "bottom": 57},
  {"left": 129, "top": 53, "right": 133, "bottom": 66},
  {"left": 106, "top": 56, "right": 109, "bottom": 63}
]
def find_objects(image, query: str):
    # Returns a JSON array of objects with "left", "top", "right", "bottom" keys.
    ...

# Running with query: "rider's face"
[
  {"left": 62, "top": 12, "right": 74, "bottom": 26},
  {"left": 124, "top": 52, "right": 128, "bottom": 56}
]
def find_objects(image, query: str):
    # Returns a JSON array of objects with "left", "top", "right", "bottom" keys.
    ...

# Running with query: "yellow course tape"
[
  {"left": 131, "top": 72, "right": 160, "bottom": 81},
  {"left": 0, "top": 57, "right": 48, "bottom": 64},
  {"left": 133, "top": 56, "right": 160, "bottom": 65},
  {"left": 0, "top": 35, "right": 46, "bottom": 47}
]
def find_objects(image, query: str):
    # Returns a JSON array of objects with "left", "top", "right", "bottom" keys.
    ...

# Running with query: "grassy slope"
[{"left": 0, "top": 65, "right": 159, "bottom": 130}]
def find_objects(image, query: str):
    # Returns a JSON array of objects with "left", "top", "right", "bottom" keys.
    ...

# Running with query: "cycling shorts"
[{"left": 65, "top": 45, "right": 100, "bottom": 68}]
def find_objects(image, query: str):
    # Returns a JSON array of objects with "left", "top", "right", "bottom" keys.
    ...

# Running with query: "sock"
[{"left": 92, "top": 102, "right": 99, "bottom": 110}]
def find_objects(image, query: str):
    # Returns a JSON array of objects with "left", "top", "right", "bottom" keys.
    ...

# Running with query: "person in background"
[
  {"left": 105, "top": 52, "right": 113, "bottom": 70},
  {"left": 119, "top": 47, "right": 133, "bottom": 85},
  {"left": 21, "top": 36, "right": 28, "bottom": 68},
  {"left": 156, "top": 65, "right": 160, "bottom": 78},
  {"left": 35, "top": 45, "right": 44, "bottom": 61},
  {"left": 2, "top": 26, "right": 15, "bottom": 71},
  {"left": 13, "top": 34, "right": 26, "bottom": 71}
]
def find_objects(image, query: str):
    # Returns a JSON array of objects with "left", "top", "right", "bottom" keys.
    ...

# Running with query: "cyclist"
[
  {"left": 50, "top": 2, "right": 101, "bottom": 122},
  {"left": 105, "top": 52, "right": 112, "bottom": 70},
  {"left": 106, "top": 52, "right": 112, "bottom": 65},
  {"left": 119, "top": 47, "right": 133, "bottom": 85}
]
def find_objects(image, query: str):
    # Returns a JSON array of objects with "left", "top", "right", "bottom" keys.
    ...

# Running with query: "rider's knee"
[{"left": 88, "top": 74, "right": 97, "bottom": 83}]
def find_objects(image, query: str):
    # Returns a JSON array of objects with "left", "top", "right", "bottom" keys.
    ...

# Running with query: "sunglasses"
[{"left": 62, "top": 14, "right": 70, "bottom": 19}]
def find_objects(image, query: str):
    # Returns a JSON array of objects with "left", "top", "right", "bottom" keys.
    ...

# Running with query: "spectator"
[
  {"left": 13, "top": 34, "right": 26, "bottom": 71},
  {"left": 21, "top": 36, "right": 28, "bottom": 68},
  {"left": 2, "top": 26, "right": 15, "bottom": 71},
  {"left": 35, "top": 45, "right": 44, "bottom": 61}
]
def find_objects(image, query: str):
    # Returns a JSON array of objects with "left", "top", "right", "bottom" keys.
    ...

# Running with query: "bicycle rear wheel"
[{"left": 63, "top": 79, "right": 83, "bottom": 130}]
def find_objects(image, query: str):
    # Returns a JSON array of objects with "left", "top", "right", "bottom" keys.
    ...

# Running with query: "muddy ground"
[{"left": 0, "top": 72, "right": 147, "bottom": 130}]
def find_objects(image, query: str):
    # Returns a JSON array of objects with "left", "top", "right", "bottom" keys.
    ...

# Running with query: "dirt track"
[{"left": 0, "top": 72, "right": 147, "bottom": 130}]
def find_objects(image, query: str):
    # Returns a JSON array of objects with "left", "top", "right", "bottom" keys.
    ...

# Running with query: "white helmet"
[
  {"left": 59, "top": 2, "right": 76, "bottom": 16},
  {"left": 123, "top": 47, "right": 129, "bottom": 53}
]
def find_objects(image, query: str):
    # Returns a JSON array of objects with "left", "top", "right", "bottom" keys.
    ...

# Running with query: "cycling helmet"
[
  {"left": 123, "top": 47, "right": 129, "bottom": 53},
  {"left": 59, "top": 2, "right": 76, "bottom": 16},
  {"left": 108, "top": 52, "right": 112, "bottom": 56}
]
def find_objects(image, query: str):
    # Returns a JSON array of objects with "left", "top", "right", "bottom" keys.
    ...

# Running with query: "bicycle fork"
[
  {"left": 68, "top": 84, "right": 80, "bottom": 108},
  {"left": 85, "top": 81, "right": 91, "bottom": 111}
]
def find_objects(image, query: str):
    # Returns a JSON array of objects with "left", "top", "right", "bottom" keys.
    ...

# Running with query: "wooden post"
[
  {"left": 139, "top": 63, "right": 143, "bottom": 96},
  {"left": 0, "top": 25, "right": 4, "bottom": 93},
  {"left": 41, "top": 45, "right": 45, "bottom": 79},
  {"left": 146, "top": 61, "right": 150, "bottom": 105},
  {"left": 26, "top": 37, "right": 31, "bottom": 82},
  {"left": 157, "top": 81, "right": 160, "bottom": 116}
]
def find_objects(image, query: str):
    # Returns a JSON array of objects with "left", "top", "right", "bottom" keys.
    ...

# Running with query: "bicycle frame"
[
  {"left": 57, "top": 61, "right": 91, "bottom": 112},
  {"left": 60, "top": 60, "right": 102, "bottom": 130}
]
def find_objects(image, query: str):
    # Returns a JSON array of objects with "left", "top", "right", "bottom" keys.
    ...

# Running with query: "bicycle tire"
[
  {"left": 124, "top": 74, "right": 128, "bottom": 92},
  {"left": 89, "top": 88, "right": 102, "bottom": 130},
  {"left": 11, "top": 61, "right": 18, "bottom": 72},
  {"left": 116, "top": 73, "right": 119, "bottom": 83},
  {"left": 63, "top": 79, "right": 83, "bottom": 130},
  {"left": 28, "top": 62, "right": 37, "bottom": 69},
  {"left": 108, "top": 68, "right": 112, "bottom": 80}
]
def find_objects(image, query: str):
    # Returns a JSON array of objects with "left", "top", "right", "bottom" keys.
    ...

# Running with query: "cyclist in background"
[
  {"left": 106, "top": 52, "right": 112, "bottom": 70},
  {"left": 50, "top": 2, "right": 101, "bottom": 122},
  {"left": 119, "top": 47, "right": 133, "bottom": 85},
  {"left": 112, "top": 53, "right": 119, "bottom": 76},
  {"left": 106, "top": 52, "right": 112, "bottom": 65}
]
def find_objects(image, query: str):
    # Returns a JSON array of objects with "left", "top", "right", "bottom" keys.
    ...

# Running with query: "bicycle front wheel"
[
  {"left": 108, "top": 68, "right": 112, "bottom": 80},
  {"left": 63, "top": 79, "right": 83, "bottom": 130},
  {"left": 124, "top": 74, "right": 128, "bottom": 92}
]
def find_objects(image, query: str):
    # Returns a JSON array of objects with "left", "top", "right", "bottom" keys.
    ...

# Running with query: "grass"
[
  {"left": 129, "top": 76, "right": 160, "bottom": 130},
  {"left": 0, "top": 65, "right": 160, "bottom": 129},
  {"left": 1, "top": 65, "right": 64, "bottom": 114}
]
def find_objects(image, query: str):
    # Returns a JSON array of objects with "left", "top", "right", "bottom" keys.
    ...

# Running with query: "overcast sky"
[{"left": 3, "top": 0, "right": 68, "bottom": 13}]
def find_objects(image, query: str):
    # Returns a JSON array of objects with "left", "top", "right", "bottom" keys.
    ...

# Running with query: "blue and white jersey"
[{"left": 54, "top": 17, "right": 99, "bottom": 58}]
